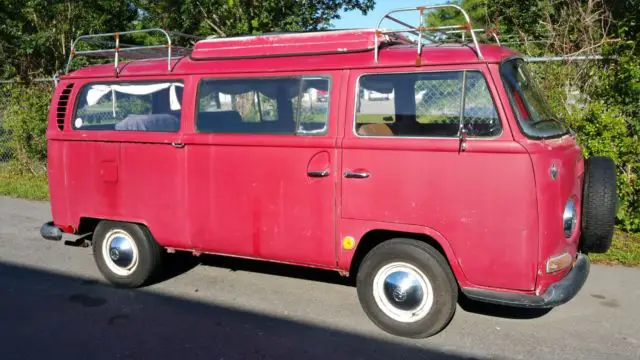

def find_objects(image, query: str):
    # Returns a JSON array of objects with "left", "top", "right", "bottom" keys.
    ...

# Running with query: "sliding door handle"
[
  {"left": 307, "top": 170, "right": 330, "bottom": 178},
  {"left": 344, "top": 170, "right": 370, "bottom": 179}
]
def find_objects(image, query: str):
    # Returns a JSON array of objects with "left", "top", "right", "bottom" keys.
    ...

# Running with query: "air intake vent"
[{"left": 56, "top": 83, "right": 74, "bottom": 131}]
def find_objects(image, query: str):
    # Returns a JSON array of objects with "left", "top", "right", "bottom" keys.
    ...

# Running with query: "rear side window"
[
  {"left": 73, "top": 81, "right": 183, "bottom": 132},
  {"left": 196, "top": 76, "right": 330, "bottom": 135},
  {"left": 355, "top": 71, "right": 500, "bottom": 138}
]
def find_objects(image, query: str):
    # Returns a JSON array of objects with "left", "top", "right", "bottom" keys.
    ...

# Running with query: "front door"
[
  {"left": 184, "top": 72, "right": 341, "bottom": 267},
  {"left": 341, "top": 66, "right": 538, "bottom": 291}
]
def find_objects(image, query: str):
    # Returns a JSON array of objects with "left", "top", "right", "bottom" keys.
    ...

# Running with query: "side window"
[
  {"left": 355, "top": 71, "right": 500, "bottom": 138},
  {"left": 356, "top": 91, "right": 396, "bottom": 123},
  {"left": 461, "top": 72, "right": 501, "bottom": 137},
  {"left": 414, "top": 72, "right": 463, "bottom": 137},
  {"left": 74, "top": 81, "right": 183, "bottom": 132},
  {"left": 196, "top": 76, "right": 330, "bottom": 135}
]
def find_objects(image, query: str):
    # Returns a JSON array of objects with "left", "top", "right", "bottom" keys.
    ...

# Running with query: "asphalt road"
[{"left": 0, "top": 196, "right": 638, "bottom": 359}]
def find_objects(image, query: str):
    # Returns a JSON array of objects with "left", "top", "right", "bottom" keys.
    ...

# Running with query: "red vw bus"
[{"left": 40, "top": 5, "right": 616, "bottom": 338}]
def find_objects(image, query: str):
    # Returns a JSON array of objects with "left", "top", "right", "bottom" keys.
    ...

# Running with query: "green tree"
[
  {"left": 426, "top": 0, "right": 490, "bottom": 28},
  {"left": 0, "top": 0, "right": 137, "bottom": 80},
  {"left": 0, "top": 0, "right": 375, "bottom": 78},
  {"left": 132, "top": 0, "right": 375, "bottom": 38}
]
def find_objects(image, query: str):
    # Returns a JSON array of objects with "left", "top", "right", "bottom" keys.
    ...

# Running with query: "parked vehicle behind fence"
[{"left": 40, "top": 5, "right": 617, "bottom": 339}]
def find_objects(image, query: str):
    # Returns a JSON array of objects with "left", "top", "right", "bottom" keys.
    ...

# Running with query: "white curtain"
[{"left": 85, "top": 82, "right": 184, "bottom": 112}]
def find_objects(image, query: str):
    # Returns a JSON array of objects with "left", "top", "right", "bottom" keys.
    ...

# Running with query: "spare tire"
[{"left": 580, "top": 156, "right": 617, "bottom": 253}]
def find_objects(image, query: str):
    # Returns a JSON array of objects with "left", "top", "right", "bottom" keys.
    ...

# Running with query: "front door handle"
[
  {"left": 308, "top": 170, "right": 330, "bottom": 178},
  {"left": 344, "top": 170, "right": 370, "bottom": 179},
  {"left": 171, "top": 142, "right": 185, "bottom": 148}
]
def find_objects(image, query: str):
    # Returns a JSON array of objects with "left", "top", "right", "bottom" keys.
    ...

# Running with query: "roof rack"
[
  {"left": 444, "top": 28, "right": 502, "bottom": 46},
  {"left": 374, "top": 4, "right": 487, "bottom": 63},
  {"left": 65, "top": 28, "right": 202, "bottom": 75}
]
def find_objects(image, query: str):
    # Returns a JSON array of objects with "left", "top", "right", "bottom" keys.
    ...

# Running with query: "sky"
[{"left": 332, "top": 0, "right": 440, "bottom": 30}]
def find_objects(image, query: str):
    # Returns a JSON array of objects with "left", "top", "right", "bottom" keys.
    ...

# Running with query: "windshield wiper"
[
  {"left": 531, "top": 117, "right": 564, "bottom": 127},
  {"left": 531, "top": 117, "right": 574, "bottom": 136}
]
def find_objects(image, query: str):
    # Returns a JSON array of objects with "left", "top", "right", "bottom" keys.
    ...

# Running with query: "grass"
[
  {"left": 0, "top": 166, "right": 49, "bottom": 201},
  {"left": 590, "top": 230, "right": 640, "bottom": 267},
  {"left": 356, "top": 113, "right": 395, "bottom": 124}
]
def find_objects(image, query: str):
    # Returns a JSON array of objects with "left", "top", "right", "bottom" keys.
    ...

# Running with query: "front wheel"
[
  {"left": 356, "top": 239, "right": 457, "bottom": 338},
  {"left": 92, "top": 221, "right": 164, "bottom": 288}
]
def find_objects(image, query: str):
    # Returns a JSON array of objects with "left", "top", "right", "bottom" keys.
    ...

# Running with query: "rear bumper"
[
  {"left": 40, "top": 221, "right": 63, "bottom": 241},
  {"left": 461, "top": 253, "right": 590, "bottom": 308}
]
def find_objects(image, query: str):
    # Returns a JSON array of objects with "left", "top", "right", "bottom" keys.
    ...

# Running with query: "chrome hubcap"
[
  {"left": 384, "top": 271, "right": 424, "bottom": 310},
  {"left": 102, "top": 229, "right": 139, "bottom": 276},
  {"left": 372, "top": 262, "right": 433, "bottom": 323}
]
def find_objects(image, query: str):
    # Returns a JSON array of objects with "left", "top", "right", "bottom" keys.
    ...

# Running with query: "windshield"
[{"left": 500, "top": 59, "right": 569, "bottom": 139}]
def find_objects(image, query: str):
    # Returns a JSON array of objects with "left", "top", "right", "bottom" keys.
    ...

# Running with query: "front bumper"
[
  {"left": 40, "top": 221, "right": 62, "bottom": 241},
  {"left": 461, "top": 253, "right": 590, "bottom": 308}
]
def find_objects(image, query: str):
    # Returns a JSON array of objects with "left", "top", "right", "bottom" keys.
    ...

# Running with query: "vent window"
[{"left": 56, "top": 84, "right": 74, "bottom": 131}]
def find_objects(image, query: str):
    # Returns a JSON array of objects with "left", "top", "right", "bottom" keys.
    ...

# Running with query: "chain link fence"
[
  {"left": 415, "top": 70, "right": 499, "bottom": 126},
  {"left": 0, "top": 84, "right": 12, "bottom": 164},
  {"left": 355, "top": 70, "right": 500, "bottom": 137},
  {"left": 0, "top": 127, "right": 10, "bottom": 164}
]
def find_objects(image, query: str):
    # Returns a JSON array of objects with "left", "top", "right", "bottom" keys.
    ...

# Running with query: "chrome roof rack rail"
[
  {"left": 374, "top": 4, "right": 485, "bottom": 63},
  {"left": 65, "top": 28, "right": 202, "bottom": 75}
]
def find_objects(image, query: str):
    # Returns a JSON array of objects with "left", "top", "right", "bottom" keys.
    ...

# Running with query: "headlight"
[{"left": 563, "top": 197, "right": 577, "bottom": 238}]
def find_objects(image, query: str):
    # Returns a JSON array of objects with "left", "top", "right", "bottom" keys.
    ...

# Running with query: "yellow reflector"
[
  {"left": 342, "top": 236, "right": 355, "bottom": 250},
  {"left": 546, "top": 252, "right": 573, "bottom": 273}
]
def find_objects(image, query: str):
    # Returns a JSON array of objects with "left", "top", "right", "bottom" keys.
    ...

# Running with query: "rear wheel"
[
  {"left": 92, "top": 221, "right": 163, "bottom": 288},
  {"left": 356, "top": 239, "right": 457, "bottom": 338}
]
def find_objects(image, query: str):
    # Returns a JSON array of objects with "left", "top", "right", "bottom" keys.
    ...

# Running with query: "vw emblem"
[
  {"left": 549, "top": 163, "right": 558, "bottom": 181},
  {"left": 110, "top": 248, "right": 120, "bottom": 261},
  {"left": 392, "top": 288, "right": 407, "bottom": 303}
]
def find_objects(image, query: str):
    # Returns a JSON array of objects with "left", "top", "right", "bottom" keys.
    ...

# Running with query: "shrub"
[
  {"left": 569, "top": 102, "right": 640, "bottom": 232},
  {"left": 529, "top": 54, "right": 640, "bottom": 233},
  {"left": 1, "top": 83, "right": 53, "bottom": 174}
]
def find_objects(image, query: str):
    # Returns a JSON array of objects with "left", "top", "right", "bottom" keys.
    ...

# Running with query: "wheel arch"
[
  {"left": 347, "top": 227, "right": 469, "bottom": 287},
  {"left": 78, "top": 217, "right": 156, "bottom": 241}
]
